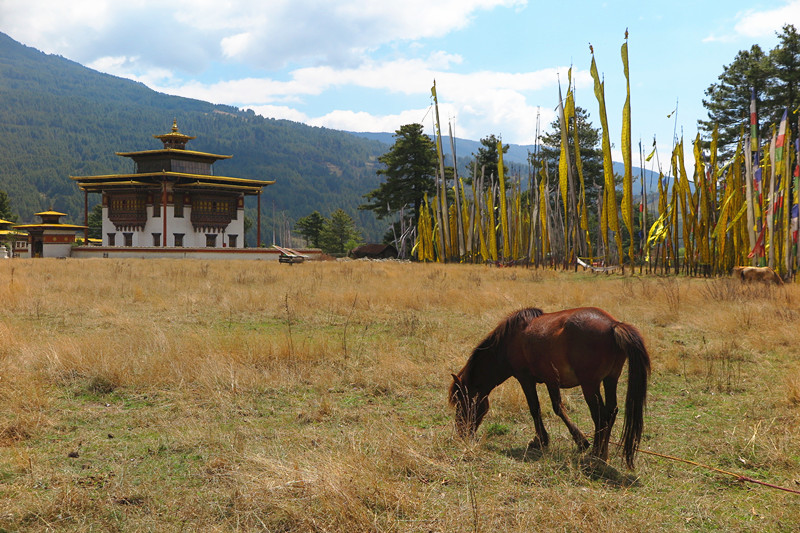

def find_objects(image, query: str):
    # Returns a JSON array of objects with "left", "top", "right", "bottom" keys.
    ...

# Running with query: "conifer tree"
[
  {"left": 768, "top": 24, "right": 800, "bottom": 129},
  {"left": 319, "top": 209, "right": 362, "bottom": 255},
  {"left": 295, "top": 211, "right": 326, "bottom": 248},
  {"left": 699, "top": 45, "right": 772, "bottom": 156},
  {"left": 360, "top": 123, "right": 438, "bottom": 227},
  {"left": 470, "top": 134, "right": 509, "bottom": 186},
  {"left": 0, "top": 189, "right": 17, "bottom": 222}
]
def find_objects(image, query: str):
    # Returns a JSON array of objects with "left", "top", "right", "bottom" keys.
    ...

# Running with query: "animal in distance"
[
  {"left": 731, "top": 266, "right": 784, "bottom": 285},
  {"left": 449, "top": 307, "right": 651, "bottom": 468}
]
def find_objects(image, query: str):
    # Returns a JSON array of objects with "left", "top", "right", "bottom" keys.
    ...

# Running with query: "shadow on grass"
[
  {"left": 577, "top": 455, "right": 641, "bottom": 488},
  {"left": 491, "top": 441, "right": 641, "bottom": 488}
]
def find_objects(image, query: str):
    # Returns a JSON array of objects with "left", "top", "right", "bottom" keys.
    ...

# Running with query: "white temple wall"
[
  {"left": 43, "top": 242, "right": 74, "bottom": 258},
  {"left": 102, "top": 205, "right": 246, "bottom": 248}
]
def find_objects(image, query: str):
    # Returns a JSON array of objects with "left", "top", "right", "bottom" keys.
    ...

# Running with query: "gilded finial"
[{"left": 172, "top": 118, "right": 178, "bottom": 132}]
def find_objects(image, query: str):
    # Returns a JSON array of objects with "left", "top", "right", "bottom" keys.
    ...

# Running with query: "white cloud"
[
  {"left": 701, "top": 1, "right": 800, "bottom": 43},
  {"left": 220, "top": 32, "right": 253, "bottom": 59},
  {"left": 87, "top": 56, "right": 180, "bottom": 89},
  {"left": 731, "top": 0, "right": 800, "bottom": 39},
  {"left": 307, "top": 108, "right": 434, "bottom": 133},
  {"left": 248, "top": 105, "right": 311, "bottom": 124},
  {"left": 1, "top": 0, "right": 527, "bottom": 73},
  {"left": 144, "top": 51, "right": 570, "bottom": 143}
]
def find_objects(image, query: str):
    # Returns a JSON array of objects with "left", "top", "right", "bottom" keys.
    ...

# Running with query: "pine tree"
[
  {"left": 470, "top": 134, "right": 509, "bottom": 186},
  {"left": 360, "top": 124, "right": 438, "bottom": 227},
  {"left": 319, "top": 209, "right": 362, "bottom": 255},
  {"left": 87, "top": 203, "right": 102, "bottom": 239},
  {"left": 768, "top": 25, "right": 800, "bottom": 131},
  {"left": 295, "top": 211, "right": 325, "bottom": 248},
  {"left": 0, "top": 189, "right": 17, "bottom": 222},
  {"left": 699, "top": 44, "right": 773, "bottom": 156}
]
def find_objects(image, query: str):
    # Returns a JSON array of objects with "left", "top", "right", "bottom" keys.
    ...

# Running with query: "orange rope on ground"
[{"left": 629, "top": 444, "right": 800, "bottom": 495}]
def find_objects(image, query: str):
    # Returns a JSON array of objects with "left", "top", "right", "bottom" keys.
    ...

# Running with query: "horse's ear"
[{"left": 451, "top": 373, "right": 462, "bottom": 385}]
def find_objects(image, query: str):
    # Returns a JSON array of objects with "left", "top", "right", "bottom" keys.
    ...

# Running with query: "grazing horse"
[{"left": 449, "top": 307, "right": 651, "bottom": 469}]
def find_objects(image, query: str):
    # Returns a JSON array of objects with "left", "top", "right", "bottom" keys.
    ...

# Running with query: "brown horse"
[{"left": 449, "top": 307, "right": 650, "bottom": 468}]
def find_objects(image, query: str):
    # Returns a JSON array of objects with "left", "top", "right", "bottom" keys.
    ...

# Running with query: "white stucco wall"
[
  {"left": 43, "top": 242, "right": 74, "bottom": 258},
  {"left": 102, "top": 204, "right": 246, "bottom": 248}
]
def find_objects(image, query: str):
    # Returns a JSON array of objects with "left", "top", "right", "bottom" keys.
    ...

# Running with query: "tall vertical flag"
[
  {"left": 497, "top": 140, "right": 510, "bottom": 260},
  {"left": 621, "top": 31, "right": 634, "bottom": 268},
  {"left": 568, "top": 69, "right": 591, "bottom": 260},
  {"left": 590, "top": 45, "right": 623, "bottom": 265},
  {"left": 431, "top": 80, "right": 450, "bottom": 261},
  {"left": 794, "top": 137, "right": 800, "bottom": 247},
  {"left": 750, "top": 88, "right": 758, "bottom": 153},
  {"left": 557, "top": 80, "right": 571, "bottom": 257},
  {"left": 776, "top": 109, "right": 788, "bottom": 177}
]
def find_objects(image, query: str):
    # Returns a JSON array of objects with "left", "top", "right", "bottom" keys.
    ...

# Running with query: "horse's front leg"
[
  {"left": 516, "top": 374, "right": 549, "bottom": 449},
  {"left": 546, "top": 383, "right": 590, "bottom": 451}
]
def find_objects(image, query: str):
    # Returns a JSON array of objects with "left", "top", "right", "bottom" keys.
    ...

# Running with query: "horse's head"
[{"left": 448, "top": 373, "right": 489, "bottom": 439}]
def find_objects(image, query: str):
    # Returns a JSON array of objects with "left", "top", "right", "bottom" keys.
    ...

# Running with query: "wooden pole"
[
  {"left": 83, "top": 189, "right": 89, "bottom": 245},
  {"left": 162, "top": 180, "right": 167, "bottom": 247},
  {"left": 257, "top": 191, "right": 262, "bottom": 247}
]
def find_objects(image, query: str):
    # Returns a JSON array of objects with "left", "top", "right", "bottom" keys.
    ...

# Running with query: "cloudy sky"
[{"left": 2, "top": 0, "right": 799, "bottom": 169}]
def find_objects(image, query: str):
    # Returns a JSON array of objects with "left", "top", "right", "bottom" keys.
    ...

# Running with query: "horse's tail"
[{"left": 613, "top": 322, "right": 651, "bottom": 469}]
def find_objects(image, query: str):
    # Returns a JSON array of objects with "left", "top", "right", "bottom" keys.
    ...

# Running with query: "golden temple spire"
[{"left": 154, "top": 119, "right": 196, "bottom": 150}]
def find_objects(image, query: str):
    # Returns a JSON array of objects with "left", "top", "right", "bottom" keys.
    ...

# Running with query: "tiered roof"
[{"left": 71, "top": 120, "right": 274, "bottom": 194}]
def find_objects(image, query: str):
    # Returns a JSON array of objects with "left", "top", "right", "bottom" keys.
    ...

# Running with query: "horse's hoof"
[
  {"left": 527, "top": 438, "right": 547, "bottom": 450},
  {"left": 577, "top": 439, "right": 591, "bottom": 451}
]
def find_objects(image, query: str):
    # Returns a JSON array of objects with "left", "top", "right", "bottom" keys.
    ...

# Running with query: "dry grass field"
[{"left": 0, "top": 258, "right": 799, "bottom": 532}]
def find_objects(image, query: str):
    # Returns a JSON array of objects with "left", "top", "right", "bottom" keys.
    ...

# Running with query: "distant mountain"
[{"left": 0, "top": 32, "right": 391, "bottom": 242}]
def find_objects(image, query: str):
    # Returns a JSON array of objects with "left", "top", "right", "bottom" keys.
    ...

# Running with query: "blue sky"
[{"left": 2, "top": 0, "right": 799, "bottom": 171}]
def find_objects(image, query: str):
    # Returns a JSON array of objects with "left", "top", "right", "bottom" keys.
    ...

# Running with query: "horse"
[
  {"left": 731, "top": 265, "right": 784, "bottom": 285},
  {"left": 448, "top": 307, "right": 651, "bottom": 469}
]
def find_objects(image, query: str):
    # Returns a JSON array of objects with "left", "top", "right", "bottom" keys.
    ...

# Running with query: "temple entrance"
[{"left": 31, "top": 238, "right": 43, "bottom": 258}]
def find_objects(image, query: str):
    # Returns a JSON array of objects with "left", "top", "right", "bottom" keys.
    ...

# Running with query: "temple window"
[
  {"left": 205, "top": 234, "right": 217, "bottom": 248},
  {"left": 174, "top": 233, "right": 184, "bottom": 247},
  {"left": 152, "top": 233, "right": 161, "bottom": 246},
  {"left": 107, "top": 233, "right": 116, "bottom": 246},
  {"left": 123, "top": 233, "right": 133, "bottom": 247},
  {"left": 174, "top": 194, "right": 184, "bottom": 218},
  {"left": 228, "top": 234, "right": 238, "bottom": 248}
]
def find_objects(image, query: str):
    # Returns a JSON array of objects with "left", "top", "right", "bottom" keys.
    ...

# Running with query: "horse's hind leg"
[
  {"left": 517, "top": 375, "right": 549, "bottom": 448},
  {"left": 600, "top": 376, "right": 619, "bottom": 460},
  {"left": 581, "top": 383, "right": 607, "bottom": 460},
  {"left": 545, "top": 383, "right": 590, "bottom": 451}
]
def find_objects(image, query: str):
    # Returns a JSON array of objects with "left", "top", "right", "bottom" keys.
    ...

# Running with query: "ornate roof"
[
  {"left": 71, "top": 120, "right": 274, "bottom": 196},
  {"left": 72, "top": 172, "right": 274, "bottom": 194},
  {"left": 14, "top": 209, "right": 86, "bottom": 230},
  {"left": 153, "top": 119, "right": 196, "bottom": 149}
]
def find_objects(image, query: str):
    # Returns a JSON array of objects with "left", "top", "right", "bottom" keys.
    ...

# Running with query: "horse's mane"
[{"left": 449, "top": 307, "right": 543, "bottom": 405}]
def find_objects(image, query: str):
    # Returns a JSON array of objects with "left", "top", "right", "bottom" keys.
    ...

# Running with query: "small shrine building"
[
  {"left": 0, "top": 218, "right": 27, "bottom": 257},
  {"left": 71, "top": 120, "right": 275, "bottom": 250},
  {"left": 14, "top": 210, "right": 86, "bottom": 258}
]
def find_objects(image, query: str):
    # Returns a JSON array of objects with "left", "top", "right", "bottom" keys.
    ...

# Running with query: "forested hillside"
[{"left": 0, "top": 32, "right": 389, "bottom": 242}]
